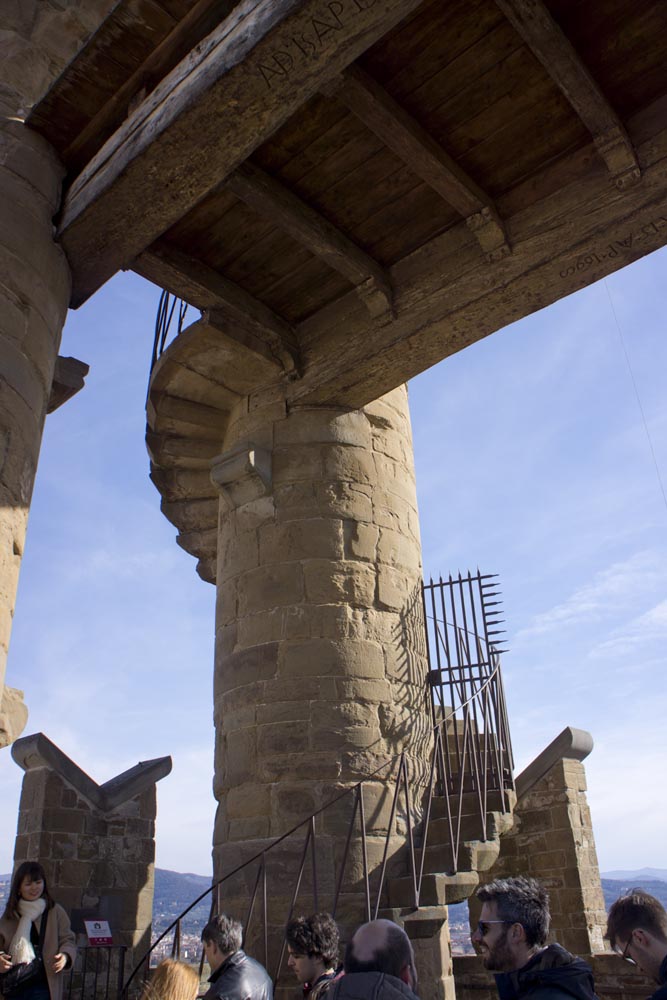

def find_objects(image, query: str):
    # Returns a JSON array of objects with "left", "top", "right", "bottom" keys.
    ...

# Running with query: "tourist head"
[
  {"left": 286, "top": 913, "right": 340, "bottom": 985},
  {"left": 142, "top": 959, "right": 200, "bottom": 1000},
  {"left": 202, "top": 913, "right": 243, "bottom": 970},
  {"left": 4, "top": 861, "right": 53, "bottom": 918},
  {"left": 471, "top": 876, "right": 550, "bottom": 972},
  {"left": 344, "top": 919, "right": 417, "bottom": 991},
  {"left": 606, "top": 889, "right": 667, "bottom": 982}
]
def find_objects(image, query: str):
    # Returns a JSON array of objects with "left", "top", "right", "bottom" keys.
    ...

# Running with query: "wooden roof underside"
[{"left": 28, "top": 0, "right": 667, "bottom": 580}]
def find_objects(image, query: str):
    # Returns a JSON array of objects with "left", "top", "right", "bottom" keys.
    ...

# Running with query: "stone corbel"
[{"left": 210, "top": 444, "right": 272, "bottom": 510}]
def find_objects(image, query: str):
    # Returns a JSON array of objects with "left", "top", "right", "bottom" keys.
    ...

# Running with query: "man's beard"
[{"left": 481, "top": 930, "right": 515, "bottom": 972}]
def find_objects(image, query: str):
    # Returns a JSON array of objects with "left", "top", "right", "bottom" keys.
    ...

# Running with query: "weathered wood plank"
[
  {"left": 225, "top": 160, "right": 393, "bottom": 315},
  {"left": 494, "top": 0, "right": 640, "bottom": 186},
  {"left": 134, "top": 243, "right": 301, "bottom": 376},
  {"left": 58, "top": 0, "right": 428, "bottom": 307},
  {"left": 324, "top": 64, "right": 509, "bottom": 258},
  {"left": 283, "top": 101, "right": 667, "bottom": 408},
  {"left": 64, "top": 0, "right": 239, "bottom": 173}
]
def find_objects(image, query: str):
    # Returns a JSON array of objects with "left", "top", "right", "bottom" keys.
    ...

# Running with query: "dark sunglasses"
[{"left": 476, "top": 920, "right": 510, "bottom": 937}]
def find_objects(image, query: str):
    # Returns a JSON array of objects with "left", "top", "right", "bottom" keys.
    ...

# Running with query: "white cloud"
[{"left": 514, "top": 551, "right": 667, "bottom": 641}]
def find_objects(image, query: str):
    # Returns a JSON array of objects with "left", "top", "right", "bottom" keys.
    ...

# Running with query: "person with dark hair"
[
  {"left": 201, "top": 914, "right": 272, "bottom": 1000},
  {"left": 328, "top": 919, "right": 418, "bottom": 1000},
  {"left": 606, "top": 889, "right": 667, "bottom": 1000},
  {"left": 286, "top": 913, "right": 340, "bottom": 1000},
  {"left": 0, "top": 862, "right": 76, "bottom": 1000},
  {"left": 471, "top": 877, "right": 599, "bottom": 1000}
]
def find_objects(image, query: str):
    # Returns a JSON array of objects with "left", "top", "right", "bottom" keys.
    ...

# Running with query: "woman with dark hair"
[{"left": 0, "top": 862, "right": 76, "bottom": 1000}]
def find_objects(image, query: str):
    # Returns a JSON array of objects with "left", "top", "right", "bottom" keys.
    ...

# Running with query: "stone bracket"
[
  {"left": 11, "top": 732, "right": 172, "bottom": 812},
  {"left": 47, "top": 356, "right": 90, "bottom": 414},
  {"left": 465, "top": 206, "right": 511, "bottom": 261},
  {"left": 210, "top": 444, "right": 272, "bottom": 510}
]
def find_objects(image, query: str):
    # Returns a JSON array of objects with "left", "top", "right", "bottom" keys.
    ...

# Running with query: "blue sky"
[{"left": 0, "top": 247, "right": 665, "bottom": 877}]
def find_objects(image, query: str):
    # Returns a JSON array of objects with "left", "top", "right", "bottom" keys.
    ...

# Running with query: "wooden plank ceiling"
[{"left": 27, "top": 0, "right": 667, "bottom": 579}]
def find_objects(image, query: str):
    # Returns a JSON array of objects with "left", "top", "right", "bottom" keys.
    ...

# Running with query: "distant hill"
[
  {"left": 602, "top": 868, "right": 667, "bottom": 883},
  {"left": 601, "top": 876, "right": 667, "bottom": 911}
]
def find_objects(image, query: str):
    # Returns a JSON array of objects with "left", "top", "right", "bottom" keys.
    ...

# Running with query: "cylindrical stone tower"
[
  {"left": 0, "top": 118, "right": 70, "bottom": 746},
  {"left": 210, "top": 384, "right": 431, "bottom": 942}
]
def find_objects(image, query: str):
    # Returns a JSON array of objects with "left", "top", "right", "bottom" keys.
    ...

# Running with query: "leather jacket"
[{"left": 204, "top": 950, "right": 273, "bottom": 1000}]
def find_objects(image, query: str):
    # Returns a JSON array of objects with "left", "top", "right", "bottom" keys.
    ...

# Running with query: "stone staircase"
[{"left": 385, "top": 786, "right": 517, "bottom": 913}]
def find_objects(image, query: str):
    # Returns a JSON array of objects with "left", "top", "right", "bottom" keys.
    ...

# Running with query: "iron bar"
[
  {"left": 373, "top": 756, "right": 404, "bottom": 919},
  {"left": 358, "top": 785, "right": 372, "bottom": 923}
]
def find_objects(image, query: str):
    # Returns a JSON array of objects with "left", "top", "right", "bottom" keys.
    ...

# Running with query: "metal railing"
[
  {"left": 422, "top": 571, "right": 514, "bottom": 848},
  {"left": 123, "top": 574, "right": 513, "bottom": 998},
  {"left": 150, "top": 290, "right": 191, "bottom": 376},
  {"left": 66, "top": 946, "right": 126, "bottom": 1000}
]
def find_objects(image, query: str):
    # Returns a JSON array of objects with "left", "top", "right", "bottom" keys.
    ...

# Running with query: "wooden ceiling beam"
[
  {"left": 323, "top": 64, "right": 510, "bottom": 261},
  {"left": 225, "top": 161, "right": 393, "bottom": 318},
  {"left": 133, "top": 243, "right": 301, "bottom": 377},
  {"left": 494, "top": 0, "right": 640, "bottom": 188},
  {"left": 56, "top": 0, "right": 427, "bottom": 308},
  {"left": 59, "top": 0, "right": 239, "bottom": 174}
]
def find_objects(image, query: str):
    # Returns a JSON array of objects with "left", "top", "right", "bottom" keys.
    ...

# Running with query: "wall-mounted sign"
[{"left": 83, "top": 920, "right": 113, "bottom": 946}]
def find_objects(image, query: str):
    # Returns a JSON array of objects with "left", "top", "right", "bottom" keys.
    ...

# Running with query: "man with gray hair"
[
  {"left": 202, "top": 913, "right": 273, "bottom": 1000},
  {"left": 471, "top": 877, "right": 599, "bottom": 1000},
  {"left": 329, "top": 918, "right": 419, "bottom": 1000}
]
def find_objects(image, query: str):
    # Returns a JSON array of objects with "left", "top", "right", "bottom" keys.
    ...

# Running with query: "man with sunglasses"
[
  {"left": 606, "top": 889, "right": 667, "bottom": 1000},
  {"left": 471, "top": 877, "right": 599, "bottom": 1000}
]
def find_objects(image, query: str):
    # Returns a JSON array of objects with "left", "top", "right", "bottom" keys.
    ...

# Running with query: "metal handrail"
[
  {"left": 149, "top": 290, "right": 191, "bottom": 377},
  {"left": 123, "top": 626, "right": 512, "bottom": 998}
]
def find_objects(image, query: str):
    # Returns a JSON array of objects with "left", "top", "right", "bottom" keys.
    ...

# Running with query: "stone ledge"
[{"left": 11, "top": 732, "right": 171, "bottom": 812}]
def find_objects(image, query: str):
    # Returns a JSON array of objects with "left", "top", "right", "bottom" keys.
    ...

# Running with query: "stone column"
[
  {"left": 0, "top": 118, "right": 70, "bottom": 746},
  {"left": 210, "top": 385, "right": 432, "bottom": 946}
]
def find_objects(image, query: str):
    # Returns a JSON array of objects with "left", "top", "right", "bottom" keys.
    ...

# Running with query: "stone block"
[
  {"left": 258, "top": 518, "right": 344, "bottom": 564},
  {"left": 272, "top": 444, "right": 324, "bottom": 483},
  {"left": 215, "top": 642, "right": 279, "bottom": 695},
  {"left": 232, "top": 495, "right": 275, "bottom": 532},
  {"left": 217, "top": 727, "right": 257, "bottom": 787},
  {"left": 280, "top": 638, "right": 385, "bottom": 679},
  {"left": 257, "top": 720, "right": 310, "bottom": 756},
  {"left": 259, "top": 751, "right": 342, "bottom": 783},
  {"left": 256, "top": 700, "right": 310, "bottom": 724},
  {"left": 377, "top": 564, "right": 414, "bottom": 611},
  {"left": 261, "top": 675, "right": 334, "bottom": 703},
  {"left": 343, "top": 520, "right": 379, "bottom": 561},
  {"left": 377, "top": 527, "right": 422, "bottom": 572},
  {"left": 218, "top": 527, "right": 259, "bottom": 575},
  {"left": 239, "top": 562, "right": 305, "bottom": 615},
  {"left": 335, "top": 677, "right": 392, "bottom": 703},
  {"left": 274, "top": 408, "right": 371, "bottom": 448},
  {"left": 303, "top": 559, "right": 376, "bottom": 606},
  {"left": 322, "top": 444, "right": 377, "bottom": 485},
  {"left": 228, "top": 817, "right": 271, "bottom": 840},
  {"left": 227, "top": 783, "right": 271, "bottom": 819},
  {"left": 237, "top": 609, "right": 285, "bottom": 647},
  {"left": 283, "top": 603, "right": 352, "bottom": 640},
  {"left": 215, "top": 577, "right": 239, "bottom": 625},
  {"left": 271, "top": 783, "right": 320, "bottom": 825}
]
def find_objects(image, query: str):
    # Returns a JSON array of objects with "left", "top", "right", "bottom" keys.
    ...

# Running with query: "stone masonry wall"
[
  {"left": 467, "top": 756, "right": 607, "bottom": 956},
  {"left": 211, "top": 384, "right": 432, "bottom": 953},
  {"left": 14, "top": 766, "right": 156, "bottom": 966}
]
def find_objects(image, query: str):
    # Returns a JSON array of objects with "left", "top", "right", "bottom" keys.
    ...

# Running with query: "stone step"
[
  {"left": 388, "top": 870, "right": 479, "bottom": 908},
  {"left": 428, "top": 788, "right": 516, "bottom": 821},
  {"left": 417, "top": 837, "right": 500, "bottom": 876},
  {"left": 421, "top": 807, "right": 514, "bottom": 846}
]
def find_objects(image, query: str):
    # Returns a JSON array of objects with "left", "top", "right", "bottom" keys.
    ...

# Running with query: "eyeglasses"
[
  {"left": 476, "top": 920, "right": 510, "bottom": 937},
  {"left": 613, "top": 936, "right": 636, "bottom": 965}
]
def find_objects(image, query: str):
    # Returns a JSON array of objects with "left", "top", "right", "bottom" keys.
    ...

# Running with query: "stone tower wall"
[{"left": 211, "top": 384, "right": 432, "bottom": 941}]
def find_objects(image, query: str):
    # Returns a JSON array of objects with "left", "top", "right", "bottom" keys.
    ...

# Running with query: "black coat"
[
  {"left": 494, "top": 945, "right": 599, "bottom": 1000},
  {"left": 650, "top": 955, "right": 667, "bottom": 1000},
  {"left": 204, "top": 950, "right": 273, "bottom": 1000}
]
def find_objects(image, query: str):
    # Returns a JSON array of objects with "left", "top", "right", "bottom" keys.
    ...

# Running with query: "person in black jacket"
[
  {"left": 470, "top": 877, "right": 600, "bottom": 1000},
  {"left": 606, "top": 889, "right": 667, "bottom": 1000},
  {"left": 286, "top": 913, "right": 340, "bottom": 1000},
  {"left": 201, "top": 914, "right": 272, "bottom": 1000}
]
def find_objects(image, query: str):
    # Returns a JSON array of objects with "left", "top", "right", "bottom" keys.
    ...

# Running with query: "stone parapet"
[
  {"left": 468, "top": 728, "right": 607, "bottom": 957},
  {"left": 10, "top": 733, "right": 171, "bottom": 968}
]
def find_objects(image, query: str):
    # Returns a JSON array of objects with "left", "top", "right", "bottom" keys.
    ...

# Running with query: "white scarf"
[{"left": 9, "top": 898, "right": 47, "bottom": 965}]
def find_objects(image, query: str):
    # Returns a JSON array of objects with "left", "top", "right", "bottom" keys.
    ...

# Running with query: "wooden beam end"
[
  {"left": 594, "top": 128, "right": 642, "bottom": 188},
  {"left": 355, "top": 274, "right": 395, "bottom": 320},
  {"left": 466, "top": 206, "right": 511, "bottom": 260}
]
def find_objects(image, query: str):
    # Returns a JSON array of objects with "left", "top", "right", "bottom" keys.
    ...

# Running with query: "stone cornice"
[{"left": 515, "top": 726, "right": 594, "bottom": 799}]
